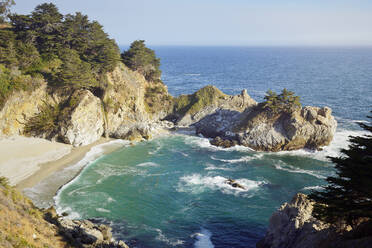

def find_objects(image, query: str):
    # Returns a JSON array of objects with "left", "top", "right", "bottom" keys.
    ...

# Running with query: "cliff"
[
  {"left": 195, "top": 103, "right": 337, "bottom": 151},
  {"left": 0, "top": 63, "right": 336, "bottom": 152},
  {"left": 257, "top": 194, "right": 372, "bottom": 248},
  {"left": 0, "top": 62, "right": 174, "bottom": 146},
  {"left": 0, "top": 177, "right": 129, "bottom": 248}
]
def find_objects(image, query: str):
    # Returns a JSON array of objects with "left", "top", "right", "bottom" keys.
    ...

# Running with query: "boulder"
[
  {"left": 58, "top": 218, "right": 129, "bottom": 248},
  {"left": 59, "top": 90, "right": 105, "bottom": 146}
]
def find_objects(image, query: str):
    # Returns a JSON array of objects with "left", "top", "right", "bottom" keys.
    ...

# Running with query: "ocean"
[{"left": 31, "top": 47, "right": 372, "bottom": 248}]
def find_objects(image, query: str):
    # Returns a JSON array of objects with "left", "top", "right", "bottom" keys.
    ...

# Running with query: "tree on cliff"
[
  {"left": 310, "top": 112, "right": 372, "bottom": 226},
  {"left": 121, "top": 40, "right": 161, "bottom": 82},
  {"left": 263, "top": 88, "right": 301, "bottom": 114},
  {"left": 0, "top": 0, "right": 15, "bottom": 23}
]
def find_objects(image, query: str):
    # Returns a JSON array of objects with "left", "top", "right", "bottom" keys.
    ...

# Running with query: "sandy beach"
[{"left": 0, "top": 136, "right": 113, "bottom": 190}]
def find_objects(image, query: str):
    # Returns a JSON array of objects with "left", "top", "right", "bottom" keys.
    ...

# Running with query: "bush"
[
  {"left": 121, "top": 40, "right": 161, "bottom": 82},
  {"left": 24, "top": 101, "right": 60, "bottom": 136},
  {"left": 263, "top": 88, "right": 301, "bottom": 114}
]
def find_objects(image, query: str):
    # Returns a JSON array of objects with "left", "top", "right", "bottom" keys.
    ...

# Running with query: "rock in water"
[
  {"left": 225, "top": 179, "right": 246, "bottom": 189},
  {"left": 196, "top": 103, "right": 337, "bottom": 151}
]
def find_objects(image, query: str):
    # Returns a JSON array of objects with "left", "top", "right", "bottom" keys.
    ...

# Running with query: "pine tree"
[
  {"left": 310, "top": 112, "right": 372, "bottom": 226},
  {"left": 121, "top": 40, "right": 161, "bottom": 82}
]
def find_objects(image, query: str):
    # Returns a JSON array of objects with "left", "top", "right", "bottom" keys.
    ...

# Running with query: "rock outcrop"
[
  {"left": 103, "top": 64, "right": 173, "bottom": 141},
  {"left": 0, "top": 78, "right": 47, "bottom": 137},
  {"left": 196, "top": 103, "right": 337, "bottom": 151},
  {"left": 0, "top": 62, "right": 337, "bottom": 151},
  {"left": 59, "top": 90, "right": 105, "bottom": 146},
  {"left": 257, "top": 193, "right": 372, "bottom": 248},
  {"left": 58, "top": 218, "right": 129, "bottom": 248},
  {"left": 171, "top": 86, "right": 256, "bottom": 126}
]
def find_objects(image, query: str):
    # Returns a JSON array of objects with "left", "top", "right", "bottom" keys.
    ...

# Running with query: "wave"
[
  {"left": 96, "top": 208, "right": 110, "bottom": 213},
  {"left": 303, "top": 185, "right": 324, "bottom": 191},
  {"left": 183, "top": 135, "right": 253, "bottom": 152},
  {"left": 24, "top": 139, "right": 129, "bottom": 209},
  {"left": 204, "top": 163, "right": 235, "bottom": 171},
  {"left": 53, "top": 140, "right": 129, "bottom": 214},
  {"left": 276, "top": 128, "right": 369, "bottom": 161},
  {"left": 154, "top": 228, "right": 185, "bottom": 246},
  {"left": 211, "top": 153, "right": 264, "bottom": 164},
  {"left": 273, "top": 161, "right": 326, "bottom": 179},
  {"left": 193, "top": 228, "right": 214, "bottom": 248},
  {"left": 177, "top": 174, "right": 264, "bottom": 196},
  {"left": 136, "top": 162, "right": 160, "bottom": 167}
]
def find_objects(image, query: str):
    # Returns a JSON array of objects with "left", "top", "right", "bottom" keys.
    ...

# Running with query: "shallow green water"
[{"left": 56, "top": 133, "right": 335, "bottom": 247}]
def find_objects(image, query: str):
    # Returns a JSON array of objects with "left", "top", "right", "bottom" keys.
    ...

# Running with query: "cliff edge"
[{"left": 257, "top": 194, "right": 372, "bottom": 248}]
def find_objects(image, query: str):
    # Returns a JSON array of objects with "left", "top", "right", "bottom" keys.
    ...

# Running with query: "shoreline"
[{"left": 16, "top": 137, "right": 113, "bottom": 191}]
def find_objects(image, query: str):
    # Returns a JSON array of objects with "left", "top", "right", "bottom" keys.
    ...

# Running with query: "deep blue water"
[{"left": 55, "top": 47, "right": 372, "bottom": 248}]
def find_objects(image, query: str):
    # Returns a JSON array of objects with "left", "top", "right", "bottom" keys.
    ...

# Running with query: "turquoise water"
[
  {"left": 56, "top": 134, "right": 336, "bottom": 247},
  {"left": 55, "top": 47, "right": 372, "bottom": 247}
]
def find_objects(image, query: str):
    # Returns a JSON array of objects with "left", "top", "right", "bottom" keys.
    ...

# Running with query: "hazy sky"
[{"left": 12, "top": 0, "right": 372, "bottom": 46}]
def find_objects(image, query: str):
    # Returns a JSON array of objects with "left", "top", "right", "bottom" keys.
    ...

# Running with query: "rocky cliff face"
[
  {"left": 59, "top": 90, "right": 105, "bottom": 146},
  {"left": 172, "top": 86, "right": 256, "bottom": 126},
  {"left": 104, "top": 64, "right": 173, "bottom": 141},
  {"left": 196, "top": 103, "right": 337, "bottom": 151},
  {"left": 257, "top": 194, "right": 372, "bottom": 248},
  {"left": 0, "top": 78, "right": 48, "bottom": 137},
  {"left": 0, "top": 63, "right": 337, "bottom": 151}
]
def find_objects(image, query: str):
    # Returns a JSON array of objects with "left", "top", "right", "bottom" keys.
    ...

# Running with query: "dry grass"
[{"left": 0, "top": 177, "right": 70, "bottom": 248}]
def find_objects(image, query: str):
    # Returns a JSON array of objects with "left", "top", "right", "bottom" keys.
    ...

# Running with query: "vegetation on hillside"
[
  {"left": 263, "top": 88, "right": 301, "bottom": 114},
  {"left": 0, "top": 0, "right": 14, "bottom": 23},
  {"left": 173, "top": 85, "right": 226, "bottom": 116},
  {"left": 0, "top": 2, "right": 121, "bottom": 106},
  {"left": 0, "top": 177, "right": 70, "bottom": 248},
  {"left": 310, "top": 112, "right": 372, "bottom": 227},
  {"left": 121, "top": 40, "right": 161, "bottom": 82}
]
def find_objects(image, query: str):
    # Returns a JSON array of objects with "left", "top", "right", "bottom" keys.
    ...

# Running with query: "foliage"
[
  {"left": 121, "top": 40, "right": 161, "bottom": 82},
  {"left": 24, "top": 101, "right": 60, "bottom": 136},
  {"left": 263, "top": 88, "right": 301, "bottom": 114},
  {"left": 0, "top": 0, "right": 15, "bottom": 23},
  {"left": 309, "top": 112, "right": 372, "bottom": 226},
  {"left": 0, "top": 65, "right": 35, "bottom": 109},
  {"left": 173, "top": 85, "right": 225, "bottom": 116},
  {"left": 0, "top": 2, "right": 120, "bottom": 91}
]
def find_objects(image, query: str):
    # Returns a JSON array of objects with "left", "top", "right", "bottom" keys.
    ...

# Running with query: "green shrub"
[
  {"left": 121, "top": 40, "right": 161, "bottom": 82},
  {"left": 24, "top": 101, "right": 60, "bottom": 136},
  {"left": 263, "top": 88, "right": 301, "bottom": 114}
]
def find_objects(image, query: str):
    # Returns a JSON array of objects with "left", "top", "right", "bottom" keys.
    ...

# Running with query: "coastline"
[{"left": 16, "top": 137, "right": 113, "bottom": 191}]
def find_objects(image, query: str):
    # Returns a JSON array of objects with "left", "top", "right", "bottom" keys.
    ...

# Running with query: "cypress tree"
[{"left": 310, "top": 112, "right": 372, "bottom": 226}]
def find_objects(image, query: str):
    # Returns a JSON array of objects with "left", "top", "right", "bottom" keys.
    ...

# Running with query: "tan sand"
[
  {"left": 0, "top": 136, "right": 72, "bottom": 186},
  {"left": 16, "top": 137, "right": 113, "bottom": 191}
]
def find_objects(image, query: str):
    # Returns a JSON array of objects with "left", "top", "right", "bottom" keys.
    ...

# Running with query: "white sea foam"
[
  {"left": 204, "top": 163, "right": 234, "bottom": 171},
  {"left": 155, "top": 228, "right": 185, "bottom": 246},
  {"left": 273, "top": 161, "right": 326, "bottom": 179},
  {"left": 177, "top": 174, "right": 264, "bottom": 196},
  {"left": 96, "top": 208, "right": 111, "bottom": 213},
  {"left": 136, "top": 162, "right": 160, "bottom": 167},
  {"left": 211, "top": 153, "right": 264, "bottom": 164},
  {"left": 193, "top": 228, "right": 214, "bottom": 248},
  {"left": 54, "top": 140, "right": 129, "bottom": 215},
  {"left": 303, "top": 185, "right": 324, "bottom": 191},
  {"left": 276, "top": 128, "right": 368, "bottom": 161}
]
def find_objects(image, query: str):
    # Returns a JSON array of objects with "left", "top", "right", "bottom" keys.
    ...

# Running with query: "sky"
[{"left": 12, "top": 0, "right": 372, "bottom": 46}]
